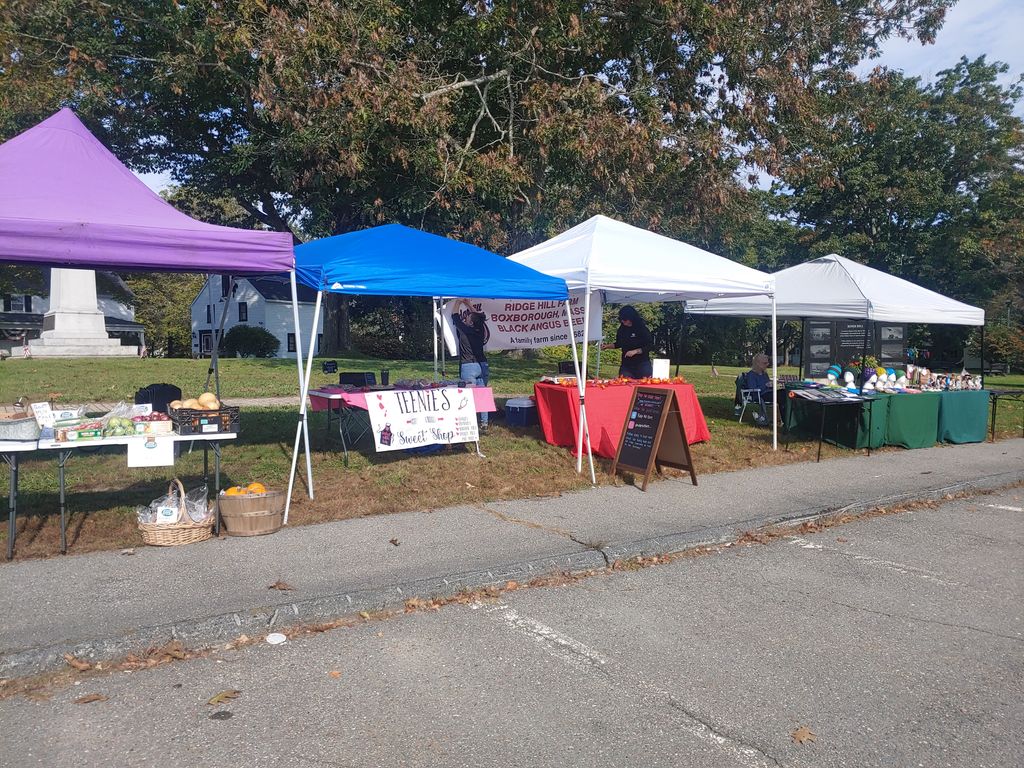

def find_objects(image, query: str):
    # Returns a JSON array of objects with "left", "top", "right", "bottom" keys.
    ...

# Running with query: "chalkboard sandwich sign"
[{"left": 610, "top": 386, "right": 698, "bottom": 491}]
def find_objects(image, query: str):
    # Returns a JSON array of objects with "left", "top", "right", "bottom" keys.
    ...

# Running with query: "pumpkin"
[
  {"left": 246, "top": 482, "right": 267, "bottom": 494},
  {"left": 224, "top": 486, "right": 246, "bottom": 496}
]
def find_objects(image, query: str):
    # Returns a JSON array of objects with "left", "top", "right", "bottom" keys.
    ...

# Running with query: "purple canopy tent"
[{"left": 0, "top": 108, "right": 313, "bottom": 496}]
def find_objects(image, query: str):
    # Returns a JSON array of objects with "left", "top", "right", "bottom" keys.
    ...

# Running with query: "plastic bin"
[{"left": 505, "top": 398, "right": 537, "bottom": 427}]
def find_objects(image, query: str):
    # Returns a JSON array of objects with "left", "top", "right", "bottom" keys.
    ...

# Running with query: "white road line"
[
  {"left": 471, "top": 602, "right": 774, "bottom": 768},
  {"left": 471, "top": 601, "right": 607, "bottom": 669},
  {"left": 788, "top": 537, "right": 961, "bottom": 586},
  {"left": 985, "top": 504, "right": 1024, "bottom": 512}
]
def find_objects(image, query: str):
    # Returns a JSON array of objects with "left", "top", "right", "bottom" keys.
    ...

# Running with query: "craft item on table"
[
  {"left": 825, "top": 364, "right": 843, "bottom": 385},
  {"left": 895, "top": 370, "right": 908, "bottom": 389},
  {"left": 843, "top": 367, "right": 860, "bottom": 393},
  {"left": 860, "top": 366, "right": 877, "bottom": 393}
]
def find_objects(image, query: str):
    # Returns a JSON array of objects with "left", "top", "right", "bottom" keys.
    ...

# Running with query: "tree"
[
  {"left": 774, "top": 57, "right": 1024, "bottom": 359},
  {"left": 0, "top": 1, "right": 958, "bottom": 355}
]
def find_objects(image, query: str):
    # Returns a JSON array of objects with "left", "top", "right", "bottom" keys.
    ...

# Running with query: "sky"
[{"left": 135, "top": 0, "right": 1024, "bottom": 194}]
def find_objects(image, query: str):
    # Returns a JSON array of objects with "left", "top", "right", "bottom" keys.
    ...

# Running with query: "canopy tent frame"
[
  {"left": 0, "top": 107, "right": 310, "bottom": 524},
  {"left": 691, "top": 254, "right": 985, "bottom": 401},
  {"left": 511, "top": 216, "right": 779, "bottom": 453},
  {"left": 285, "top": 224, "right": 575, "bottom": 521}
]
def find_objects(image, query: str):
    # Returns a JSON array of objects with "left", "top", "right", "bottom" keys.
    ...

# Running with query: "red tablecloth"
[
  {"left": 309, "top": 386, "right": 496, "bottom": 413},
  {"left": 534, "top": 382, "right": 711, "bottom": 458}
]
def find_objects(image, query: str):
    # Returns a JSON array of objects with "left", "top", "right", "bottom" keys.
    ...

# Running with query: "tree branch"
[{"left": 418, "top": 68, "right": 511, "bottom": 100}]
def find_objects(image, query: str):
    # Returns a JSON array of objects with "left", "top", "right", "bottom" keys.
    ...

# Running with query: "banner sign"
[
  {"left": 441, "top": 291, "right": 602, "bottom": 353},
  {"left": 366, "top": 387, "right": 479, "bottom": 452}
]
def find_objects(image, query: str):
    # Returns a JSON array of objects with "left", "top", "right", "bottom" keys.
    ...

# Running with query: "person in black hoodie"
[
  {"left": 604, "top": 305, "right": 653, "bottom": 379},
  {"left": 453, "top": 305, "right": 490, "bottom": 428}
]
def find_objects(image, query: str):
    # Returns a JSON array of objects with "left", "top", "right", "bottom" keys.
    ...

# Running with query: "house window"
[
  {"left": 238, "top": 302, "right": 248, "bottom": 322},
  {"left": 221, "top": 275, "right": 231, "bottom": 297},
  {"left": 287, "top": 333, "right": 296, "bottom": 353},
  {"left": 4, "top": 295, "right": 26, "bottom": 312},
  {"left": 24, "top": 296, "right": 32, "bottom": 312},
  {"left": 317, "top": 333, "right": 323, "bottom": 354},
  {"left": 206, "top": 305, "right": 212, "bottom": 324}
]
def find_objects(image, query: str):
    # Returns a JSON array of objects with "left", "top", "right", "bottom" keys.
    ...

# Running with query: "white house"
[{"left": 190, "top": 275, "right": 323, "bottom": 359}]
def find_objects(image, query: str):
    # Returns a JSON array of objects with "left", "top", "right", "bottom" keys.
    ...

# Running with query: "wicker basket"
[
  {"left": 138, "top": 479, "right": 214, "bottom": 546},
  {"left": 219, "top": 490, "right": 285, "bottom": 537}
]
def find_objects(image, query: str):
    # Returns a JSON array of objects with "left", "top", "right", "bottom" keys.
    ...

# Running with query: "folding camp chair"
[{"left": 736, "top": 372, "right": 769, "bottom": 425}]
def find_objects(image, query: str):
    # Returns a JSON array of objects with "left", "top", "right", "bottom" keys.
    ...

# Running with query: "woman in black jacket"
[{"left": 604, "top": 305, "right": 653, "bottom": 379}]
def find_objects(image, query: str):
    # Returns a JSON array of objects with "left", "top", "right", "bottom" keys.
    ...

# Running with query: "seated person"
[{"left": 734, "top": 353, "right": 775, "bottom": 424}]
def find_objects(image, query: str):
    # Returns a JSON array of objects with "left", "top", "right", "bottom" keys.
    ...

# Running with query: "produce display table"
[
  {"left": 3, "top": 433, "right": 236, "bottom": 559},
  {"left": 885, "top": 391, "right": 940, "bottom": 449},
  {"left": 937, "top": 390, "right": 989, "bottom": 444},
  {"left": 534, "top": 382, "right": 710, "bottom": 458},
  {"left": 308, "top": 386, "right": 496, "bottom": 465}
]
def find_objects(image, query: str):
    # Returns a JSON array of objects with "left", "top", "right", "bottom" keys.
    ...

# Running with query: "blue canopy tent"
[{"left": 286, "top": 225, "right": 589, "bottom": 520}]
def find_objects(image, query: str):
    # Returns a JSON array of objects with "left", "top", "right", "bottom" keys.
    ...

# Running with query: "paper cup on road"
[{"left": 266, "top": 632, "right": 287, "bottom": 645}]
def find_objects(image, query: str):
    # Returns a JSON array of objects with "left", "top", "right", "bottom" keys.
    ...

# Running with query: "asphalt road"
[{"left": 2, "top": 488, "right": 1021, "bottom": 767}]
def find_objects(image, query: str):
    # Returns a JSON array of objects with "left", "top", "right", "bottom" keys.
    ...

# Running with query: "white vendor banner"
[
  {"left": 366, "top": 387, "right": 479, "bottom": 452},
  {"left": 441, "top": 291, "right": 602, "bottom": 353}
]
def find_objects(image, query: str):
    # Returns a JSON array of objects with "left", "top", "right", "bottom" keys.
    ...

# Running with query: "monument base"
[{"left": 28, "top": 337, "right": 138, "bottom": 357}]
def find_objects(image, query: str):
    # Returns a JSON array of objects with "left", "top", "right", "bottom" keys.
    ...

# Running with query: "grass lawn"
[{"left": 1, "top": 357, "right": 1021, "bottom": 561}]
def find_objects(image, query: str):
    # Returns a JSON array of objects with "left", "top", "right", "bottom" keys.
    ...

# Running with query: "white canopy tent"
[
  {"left": 510, "top": 215, "right": 779, "bottom": 463},
  {"left": 687, "top": 253, "right": 985, "bottom": 326}
]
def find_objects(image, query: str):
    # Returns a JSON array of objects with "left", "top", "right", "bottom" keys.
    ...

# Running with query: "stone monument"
[{"left": 28, "top": 268, "right": 138, "bottom": 357}]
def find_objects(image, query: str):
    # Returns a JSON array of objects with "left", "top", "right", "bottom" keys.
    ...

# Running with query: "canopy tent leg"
[
  {"left": 204, "top": 275, "right": 234, "bottom": 399},
  {"left": 285, "top": 289, "right": 323, "bottom": 524},
  {"left": 771, "top": 295, "right": 778, "bottom": 451},
  {"left": 564, "top": 299, "right": 595, "bottom": 484},
  {"left": 576, "top": 289, "right": 593, "bottom": 473},
  {"left": 432, "top": 297, "right": 439, "bottom": 381},
  {"left": 980, "top": 322, "right": 986, "bottom": 388},
  {"left": 799, "top": 318, "right": 806, "bottom": 379},
  {"left": 289, "top": 270, "right": 313, "bottom": 502}
]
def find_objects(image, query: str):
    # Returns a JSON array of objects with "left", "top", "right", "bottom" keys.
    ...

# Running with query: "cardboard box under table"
[{"left": 533, "top": 382, "right": 710, "bottom": 458}]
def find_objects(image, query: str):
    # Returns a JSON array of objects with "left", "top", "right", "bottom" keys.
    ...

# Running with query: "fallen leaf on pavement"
[
  {"left": 63, "top": 654, "right": 92, "bottom": 672},
  {"left": 268, "top": 580, "right": 295, "bottom": 591},
  {"left": 835, "top": 537, "right": 849, "bottom": 543},
  {"left": 358, "top": 611, "right": 371, "bottom": 620},
  {"left": 389, "top": 538, "right": 400, "bottom": 547},
  {"left": 328, "top": 670, "right": 342, "bottom": 679},
  {"left": 791, "top": 726, "right": 816, "bottom": 744},
  {"left": 74, "top": 693, "right": 109, "bottom": 704},
  {"left": 207, "top": 689, "right": 241, "bottom": 706},
  {"left": 120, "top": 548, "right": 135, "bottom": 556}
]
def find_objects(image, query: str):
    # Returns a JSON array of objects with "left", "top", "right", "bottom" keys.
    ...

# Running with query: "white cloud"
[{"left": 874, "top": 0, "right": 1024, "bottom": 86}]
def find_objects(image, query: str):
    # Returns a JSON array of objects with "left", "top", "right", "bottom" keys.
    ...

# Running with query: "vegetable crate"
[{"left": 171, "top": 404, "right": 240, "bottom": 436}]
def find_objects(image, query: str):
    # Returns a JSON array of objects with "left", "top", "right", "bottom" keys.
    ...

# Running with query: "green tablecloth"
[
  {"left": 785, "top": 393, "right": 886, "bottom": 449},
  {"left": 885, "top": 391, "right": 940, "bottom": 449},
  {"left": 937, "top": 390, "right": 989, "bottom": 444}
]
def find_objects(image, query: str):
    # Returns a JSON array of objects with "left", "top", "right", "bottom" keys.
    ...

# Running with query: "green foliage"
[
  {"left": 221, "top": 325, "right": 279, "bottom": 358},
  {"left": 349, "top": 296, "right": 433, "bottom": 360}
]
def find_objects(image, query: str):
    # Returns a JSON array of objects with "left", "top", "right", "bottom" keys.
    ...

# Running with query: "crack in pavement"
[
  {"left": 474, "top": 503, "right": 611, "bottom": 565},
  {"left": 822, "top": 599, "right": 1024, "bottom": 644}
]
